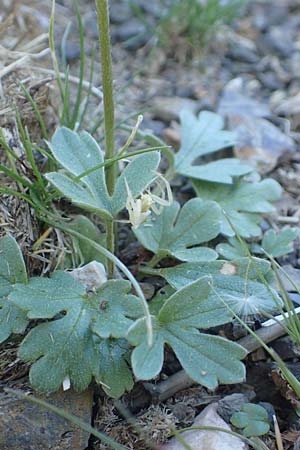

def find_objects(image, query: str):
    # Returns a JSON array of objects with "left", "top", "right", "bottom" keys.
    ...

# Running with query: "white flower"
[{"left": 125, "top": 173, "right": 173, "bottom": 229}]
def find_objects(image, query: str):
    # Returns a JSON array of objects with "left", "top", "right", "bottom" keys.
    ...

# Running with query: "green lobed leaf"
[
  {"left": 157, "top": 258, "right": 280, "bottom": 316},
  {"left": 128, "top": 277, "right": 246, "bottom": 389},
  {"left": 230, "top": 403, "right": 270, "bottom": 437},
  {"left": 10, "top": 272, "right": 143, "bottom": 393},
  {"left": 65, "top": 215, "right": 106, "bottom": 267},
  {"left": 216, "top": 237, "right": 249, "bottom": 260},
  {"left": 0, "top": 235, "right": 28, "bottom": 343},
  {"left": 260, "top": 227, "right": 298, "bottom": 258},
  {"left": 134, "top": 199, "right": 220, "bottom": 262},
  {"left": 93, "top": 339, "right": 134, "bottom": 398},
  {"left": 110, "top": 151, "right": 160, "bottom": 216},
  {"left": 46, "top": 127, "right": 161, "bottom": 219},
  {"left": 174, "top": 110, "right": 251, "bottom": 183},
  {"left": 46, "top": 128, "right": 112, "bottom": 218},
  {"left": 193, "top": 178, "right": 282, "bottom": 238}
]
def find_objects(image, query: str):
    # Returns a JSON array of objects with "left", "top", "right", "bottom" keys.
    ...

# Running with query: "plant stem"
[{"left": 95, "top": 0, "right": 116, "bottom": 277}]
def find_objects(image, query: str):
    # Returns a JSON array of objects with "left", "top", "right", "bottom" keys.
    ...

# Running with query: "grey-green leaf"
[
  {"left": 66, "top": 215, "right": 106, "bottom": 267},
  {"left": 158, "top": 258, "right": 280, "bottom": 316},
  {"left": 260, "top": 227, "right": 298, "bottom": 258},
  {"left": 10, "top": 272, "right": 143, "bottom": 393},
  {"left": 46, "top": 127, "right": 161, "bottom": 219},
  {"left": 174, "top": 110, "right": 251, "bottom": 183},
  {"left": 193, "top": 178, "right": 282, "bottom": 237},
  {"left": 93, "top": 339, "right": 134, "bottom": 398},
  {"left": 0, "top": 235, "right": 28, "bottom": 343},
  {"left": 134, "top": 199, "right": 221, "bottom": 262},
  {"left": 216, "top": 237, "right": 249, "bottom": 260},
  {"left": 128, "top": 277, "right": 246, "bottom": 389},
  {"left": 230, "top": 403, "right": 270, "bottom": 437},
  {"left": 111, "top": 151, "right": 160, "bottom": 216},
  {"left": 181, "top": 158, "right": 252, "bottom": 184},
  {"left": 46, "top": 128, "right": 111, "bottom": 218}
]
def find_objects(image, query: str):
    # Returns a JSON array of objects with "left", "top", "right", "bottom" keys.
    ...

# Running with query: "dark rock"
[
  {"left": 170, "top": 403, "right": 196, "bottom": 423},
  {"left": 110, "top": 2, "right": 132, "bottom": 24},
  {"left": 251, "top": 3, "right": 289, "bottom": 31},
  {"left": 141, "top": 117, "right": 166, "bottom": 136},
  {"left": 257, "top": 72, "right": 284, "bottom": 91},
  {"left": 295, "top": 437, "right": 300, "bottom": 450},
  {"left": 271, "top": 335, "right": 300, "bottom": 360},
  {"left": 258, "top": 402, "right": 276, "bottom": 429},
  {"left": 228, "top": 46, "right": 259, "bottom": 64},
  {"left": 217, "top": 393, "right": 255, "bottom": 423},
  {"left": 135, "top": 0, "right": 164, "bottom": 19},
  {"left": 115, "top": 19, "right": 149, "bottom": 50},
  {"left": 84, "top": 13, "right": 99, "bottom": 39},
  {"left": 0, "top": 388, "right": 93, "bottom": 450},
  {"left": 64, "top": 41, "right": 81, "bottom": 62},
  {"left": 264, "top": 26, "right": 294, "bottom": 57}
]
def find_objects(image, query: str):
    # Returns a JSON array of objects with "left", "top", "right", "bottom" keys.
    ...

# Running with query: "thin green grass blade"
[
  {"left": 78, "top": 45, "right": 96, "bottom": 130},
  {"left": 18, "top": 83, "right": 49, "bottom": 140},
  {"left": 60, "top": 21, "right": 72, "bottom": 71},
  {"left": 50, "top": 0, "right": 65, "bottom": 102},
  {"left": 71, "top": 0, "right": 85, "bottom": 128}
]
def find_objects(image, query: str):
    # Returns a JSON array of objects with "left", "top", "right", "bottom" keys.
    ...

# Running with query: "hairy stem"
[{"left": 95, "top": 0, "right": 116, "bottom": 277}]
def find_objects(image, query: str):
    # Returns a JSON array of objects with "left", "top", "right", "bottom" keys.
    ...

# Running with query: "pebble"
[
  {"left": 64, "top": 41, "right": 81, "bottom": 62},
  {"left": 0, "top": 388, "right": 93, "bottom": 450},
  {"left": 69, "top": 261, "right": 107, "bottom": 292},
  {"left": 162, "top": 403, "right": 248, "bottom": 450},
  {"left": 264, "top": 26, "right": 294, "bottom": 57},
  {"left": 152, "top": 96, "right": 200, "bottom": 122},
  {"left": 110, "top": 2, "right": 132, "bottom": 24},
  {"left": 217, "top": 393, "right": 255, "bottom": 423},
  {"left": 115, "top": 18, "right": 149, "bottom": 50}
]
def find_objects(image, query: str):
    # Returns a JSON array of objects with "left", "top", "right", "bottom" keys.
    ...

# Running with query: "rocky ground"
[{"left": 1, "top": 0, "right": 300, "bottom": 449}]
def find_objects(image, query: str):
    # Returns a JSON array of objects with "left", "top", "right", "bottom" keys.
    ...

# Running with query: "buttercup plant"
[{"left": 0, "top": 0, "right": 287, "bottom": 400}]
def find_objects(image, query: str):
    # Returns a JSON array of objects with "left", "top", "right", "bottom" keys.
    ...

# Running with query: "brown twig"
[{"left": 144, "top": 321, "right": 286, "bottom": 402}]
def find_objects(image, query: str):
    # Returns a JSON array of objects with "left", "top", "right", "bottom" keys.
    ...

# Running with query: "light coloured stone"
[
  {"left": 162, "top": 403, "right": 248, "bottom": 450},
  {"left": 69, "top": 261, "right": 107, "bottom": 291}
]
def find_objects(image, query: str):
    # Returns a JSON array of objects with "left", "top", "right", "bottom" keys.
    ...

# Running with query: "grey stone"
[
  {"left": 218, "top": 78, "right": 270, "bottom": 119},
  {"left": 162, "top": 403, "right": 248, "bottom": 450},
  {"left": 264, "top": 26, "right": 294, "bottom": 57},
  {"left": 217, "top": 393, "right": 255, "bottom": 423},
  {"left": 152, "top": 96, "right": 200, "bottom": 122},
  {"left": 228, "top": 46, "right": 259, "bottom": 64},
  {"left": 232, "top": 116, "right": 295, "bottom": 173},
  {"left": 110, "top": 2, "right": 132, "bottom": 24},
  {"left": 64, "top": 41, "right": 81, "bottom": 62},
  {"left": 0, "top": 388, "right": 93, "bottom": 450},
  {"left": 271, "top": 335, "right": 300, "bottom": 360},
  {"left": 118, "top": 20, "right": 145, "bottom": 40}
]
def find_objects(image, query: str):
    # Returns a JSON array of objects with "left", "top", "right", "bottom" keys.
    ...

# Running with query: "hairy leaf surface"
[
  {"left": 128, "top": 277, "right": 246, "bottom": 389},
  {"left": 46, "top": 127, "right": 160, "bottom": 219},
  {"left": 230, "top": 403, "right": 270, "bottom": 437},
  {"left": 93, "top": 339, "right": 134, "bottom": 398},
  {"left": 193, "top": 178, "right": 282, "bottom": 237},
  {"left": 216, "top": 237, "right": 249, "bottom": 260},
  {"left": 10, "top": 272, "right": 143, "bottom": 393},
  {"left": 175, "top": 110, "right": 251, "bottom": 183},
  {"left": 158, "top": 258, "right": 280, "bottom": 316},
  {"left": 134, "top": 199, "right": 220, "bottom": 262},
  {"left": 0, "top": 235, "right": 28, "bottom": 343},
  {"left": 260, "top": 227, "right": 298, "bottom": 258}
]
